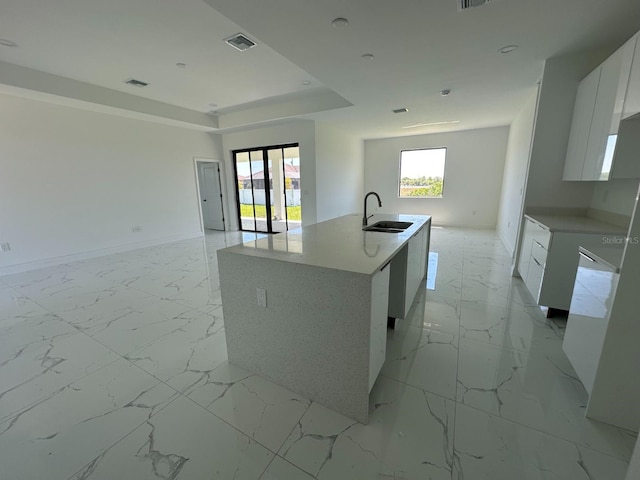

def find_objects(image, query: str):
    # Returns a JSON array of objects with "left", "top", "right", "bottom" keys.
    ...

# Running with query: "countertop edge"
[
  {"left": 218, "top": 214, "right": 432, "bottom": 276},
  {"left": 524, "top": 214, "right": 628, "bottom": 235}
]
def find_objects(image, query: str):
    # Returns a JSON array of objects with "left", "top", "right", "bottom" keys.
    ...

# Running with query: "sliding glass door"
[{"left": 233, "top": 144, "right": 301, "bottom": 233}]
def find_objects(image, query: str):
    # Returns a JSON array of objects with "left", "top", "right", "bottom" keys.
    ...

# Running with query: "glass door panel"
[
  {"left": 233, "top": 143, "right": 300, "bottom": 234},
  {"left": 283, "top": 146, "right": 301, "bottom": 229}
]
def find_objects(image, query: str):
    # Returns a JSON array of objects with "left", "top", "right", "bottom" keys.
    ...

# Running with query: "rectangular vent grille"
[
  {"left": 458, "top": 0, "right": 492, "bottom": 11},
  {"left": 393, "top": 107, "right": 409, "bottom": 114},
  {"left": 124, "top": 78, "right": 149, "bottom": 87},
  {"left": 225, "top": 33, "right": 257, "bottom": 52}
]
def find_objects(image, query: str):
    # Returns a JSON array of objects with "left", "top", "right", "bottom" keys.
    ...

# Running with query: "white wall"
[
  {"left": 496, "top": 88, "right": 539, "bottom": 256},
  {"left": 590, "top": 179, "right": 640, "bottom": 217},
  {"left": 364, "top": 127, "right": 509, "bottom": 228},
  {"left": 315, "top": 122, "right": 364, "bottom": 222},
  {"left": 524, "top": 51, "right": 612, "bottom": 209},
  {"left": 222, "top": 120, "right": 317, "bottom": 228},
  {"left": 0, "top": 93, "right": 223, "bottom": 273}
]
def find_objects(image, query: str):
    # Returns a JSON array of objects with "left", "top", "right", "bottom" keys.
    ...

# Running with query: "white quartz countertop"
[
  {"left": 578, "top": 245, "right": 625, "bottom": 273},
  {"left": 219, "top": 213, "right": 431, "bottom": 275},
  {"left": 525, "top": 214, "right": 627, "bottom": 235}
]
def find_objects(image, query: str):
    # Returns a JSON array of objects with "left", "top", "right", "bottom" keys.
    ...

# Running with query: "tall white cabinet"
[{"left": 563, "top": 33, "right": 640, "bottom": 181}]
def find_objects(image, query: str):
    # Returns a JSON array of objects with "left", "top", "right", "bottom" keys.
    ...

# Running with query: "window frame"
[{"left": 397, "top": 147, "right": 447, "bottom": 199}]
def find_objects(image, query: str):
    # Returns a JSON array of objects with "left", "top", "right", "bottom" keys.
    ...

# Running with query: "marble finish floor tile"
[
  {"left": 184, "top": 362, "right": 311, "bottom": 452},
  {"left": 259, "top": 456, "right": 316, "bottom": 480},
  {"left": 69, "top": 396, "right": 274, "bottom": 480},
  {"left": 456, "top": 338, "right": 633, "bottom": 460},
  {"left": 124, "top": 313, "right": 227, "bottom": 387},
  {"left": 0, "top": 358, "right": 179, "bottom": 480},
  {"left": 280, "top": 376, "right": 455, "bottom": 479},
  {"left": 0, "top": 227, "right": 634, "bottom": 480},
  {"left": 459, "top": 300, "right": 563, "bottom": 355},
  {"left": 381, "top": 321, "right": 458, "bottom": 400},
  {"left": 0, "top": 329, "right": 120, "bottom": 422},
  {"left": 453, "top": 403, "right": 630, "bottom": 480},
  {"left": 84, "top": 298, "right": 206, "bottom": 355}
]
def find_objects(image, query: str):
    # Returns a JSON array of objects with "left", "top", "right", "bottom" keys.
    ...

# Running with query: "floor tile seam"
[
  {"left": 272, "top": 400, "right": 314, "bottom": 458},
  {"left": 0, "top": 355, "right": 123, "bottom": 427},
  {"left": 457, "top": 334, "right": 565, "bottom": 358},
  {"left": 61, "top": 389, "right": 186, "bottom": 480},
  {"left": 452, "top": 399, "right": 633, "bottom": 462},
  {"left": 263, "top": 454, "right": 320, "bottom": 480},
  {"left": 377, "top": 373, "right": 457, "bottom": 404},
  {"left": 176, "top": 384, "right": 292, "bottom": 458},
  {"left": 458, "top": 330, "right": 567, "bottom": 360}
]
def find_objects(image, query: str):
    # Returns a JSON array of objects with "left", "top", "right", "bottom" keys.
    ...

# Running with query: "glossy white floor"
[{"left": 0, "top": 228, "right": 636, "bottom": 480}]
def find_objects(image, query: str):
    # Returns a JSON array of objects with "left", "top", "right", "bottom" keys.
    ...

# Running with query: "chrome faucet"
[{"left": 363, "top": 191, "right": 382, "bottom": 226}]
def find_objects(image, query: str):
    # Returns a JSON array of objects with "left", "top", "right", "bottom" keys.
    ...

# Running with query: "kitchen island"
[{"left": 217, "top": 213, "right": 431, "bottom": 423}]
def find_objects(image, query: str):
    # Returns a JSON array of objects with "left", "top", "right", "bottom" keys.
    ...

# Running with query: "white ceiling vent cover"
[
  {"left": 458, "top": 0, "right": 493, "bottom": 11},
  {"left": 225, "top": 33, "right": 257, "bottom": 52}
]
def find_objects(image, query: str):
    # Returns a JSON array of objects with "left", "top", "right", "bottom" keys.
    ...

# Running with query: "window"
[{"left": 398, "top": 147, "right": 446, "bottom": 198}]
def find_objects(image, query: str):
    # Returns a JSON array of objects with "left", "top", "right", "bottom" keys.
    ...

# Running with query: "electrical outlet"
[
  {"left": 256, "top": 288, "right": 267, "bottom": 308},
  {"left": 131, "top": 226, "right": 142, "bottom": 233},
  {"left": 0, "top": 242, "right": 11, "bottom": 252}
]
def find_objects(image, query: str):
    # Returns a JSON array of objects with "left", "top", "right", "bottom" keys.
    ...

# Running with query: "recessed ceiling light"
[
  {"left": 331, "top": 18, "right": 349, "bottom": 29},
  {"left": 498, "top": 45, "right": 519, "bottom": 54},
  {"left": 402, "top": 121, "right": 460, "bottom": 129},
  {"left": 361, "top": 53, "right": 375, "bottom": 61},
  {"left": 393, "top": 107, "right": 409, "bottom": 114},
  {"left": 0, "top": 38, "right": 17, "bottom": 47},
  {"left": 441, "top": 89, "right": 451, "bottom": 96},
  {"left": 302, "top": 80, "right": 312, "bottom": 86},
  {"left": 176, "top": 62, "right": 187, "bottom": 68}
]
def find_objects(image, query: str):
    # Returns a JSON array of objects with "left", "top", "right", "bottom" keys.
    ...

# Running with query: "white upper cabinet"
[
  {"left": 563, "top": 34, "right": 638, "bottom": 181},
  {"left": 563, "top": 67, "right": 601, "bottom": 180},
  {"left": 623, "top": 33, "right": 640, "bottom": 119}
]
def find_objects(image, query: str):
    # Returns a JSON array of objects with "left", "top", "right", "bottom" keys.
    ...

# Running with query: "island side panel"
[{"left": 218, "top": 250, "right": 375, "bottom": 423}]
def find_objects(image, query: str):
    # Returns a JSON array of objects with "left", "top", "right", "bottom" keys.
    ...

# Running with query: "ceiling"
[{"left": 1, "top": 0, "right": 640, "bottom": 139}]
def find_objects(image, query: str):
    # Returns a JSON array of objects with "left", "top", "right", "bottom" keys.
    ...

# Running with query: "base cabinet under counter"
[
  {"left": 563, "top": 250, "right": 619, "bottom": 394},
  {"left": 518, "top": 216, "right": 624, "bottom": 312}
]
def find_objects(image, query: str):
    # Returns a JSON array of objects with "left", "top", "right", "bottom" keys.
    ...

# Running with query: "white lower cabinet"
[
  {"left": 518, "top": 217, "right": 616, "bottom": 311},
  {"left": 369, "top": 264, "right": 390, "bottom": 392},
  {"left": 388, "top": 220, "right": 431, "bottom": 319},
  {"left": 563, "top": 251, "right": 617, "bottom": 394}
]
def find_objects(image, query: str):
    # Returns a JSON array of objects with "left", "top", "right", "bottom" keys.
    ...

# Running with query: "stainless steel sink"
[{"left": 363, "top": 221, "right": 413, "bottom": 233}]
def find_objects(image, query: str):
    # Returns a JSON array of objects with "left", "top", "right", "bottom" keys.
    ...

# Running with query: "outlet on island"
[{"left": 256, "top": 288, "right": 267, "bottom": 308}]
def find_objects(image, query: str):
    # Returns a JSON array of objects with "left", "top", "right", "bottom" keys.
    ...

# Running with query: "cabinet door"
[
  {"left": 525, "top": 256, "right": 544, "bottom": 302},
  {"left": 583, "top": 42, "right": 633, "bottom": 180},
  {"left": 563, "top": 67, "right": 600, "bottom": 180},
  {"left": 622, "top": 34, "right": 640, "bottom": 119},
  {"left": 517, "top": 219, "right": 535, "bottom": 279},
  {"left": 404, "top": 229, "right": 423, "bottom": 316}
]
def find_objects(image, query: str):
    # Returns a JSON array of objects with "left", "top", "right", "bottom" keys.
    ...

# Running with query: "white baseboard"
[{"left": 0, "top": 232, "right": 204, "bottom": 277}]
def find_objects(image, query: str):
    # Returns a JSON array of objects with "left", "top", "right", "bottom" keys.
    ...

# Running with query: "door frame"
[
  {"left": 231, "top": 143, "right": 299, "bottom": 234},
  {"left": 193, "top": 158, "right": 227, "bottom": 233}
]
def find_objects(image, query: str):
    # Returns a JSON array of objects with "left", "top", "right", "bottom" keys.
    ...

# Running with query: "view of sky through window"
[{"left": 398, "top": 148, "right": 446, "bottom": 198}]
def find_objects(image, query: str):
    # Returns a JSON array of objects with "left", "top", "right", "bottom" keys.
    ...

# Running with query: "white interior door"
[{"left": 199, "top": 163, "right": 225, "bottom": 231}]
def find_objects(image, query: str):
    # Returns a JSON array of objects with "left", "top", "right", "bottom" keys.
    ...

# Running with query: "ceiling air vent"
[
  {"left": 124, "top": 78, "right": 149, "bottom": 88},
  {"left": 458, "top": 0, "right": 492, "bottom": 11},
  {"left": 225, "top": 33, "right": 257, "bottom": 52},
  {"left": 393, "top": 107, "right": 409, "bottom": 114}
]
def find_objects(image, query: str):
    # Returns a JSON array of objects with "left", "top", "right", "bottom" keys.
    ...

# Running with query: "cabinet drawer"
[
  {"left": 530, "top": 222, "right": 551, "bottom": 250},
  {"left": 531, "top": 238, "right": 548, "bottom": 267},
  {"left": 525, "top": 256, "right": 545, "bottom": 301}
]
